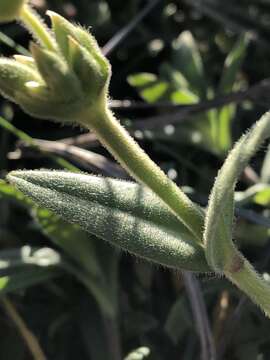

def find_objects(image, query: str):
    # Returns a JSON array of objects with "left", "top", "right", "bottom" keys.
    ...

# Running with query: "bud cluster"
[{"left": 0, "top": 10, "right": 111, "bottom": 122}]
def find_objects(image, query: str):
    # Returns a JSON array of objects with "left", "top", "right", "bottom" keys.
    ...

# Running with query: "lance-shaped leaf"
[
  {"left": 0, "top": 179, "right": 117, "bottom": 317},
  {"left": 204, "top": 111, "right": 270, "bottom": 270},
  {"left": 204, "top": 111, "right": 270, "bottom": 317},
  {"left": 7, "top": 171, "right": 209, "bottom": 272}
]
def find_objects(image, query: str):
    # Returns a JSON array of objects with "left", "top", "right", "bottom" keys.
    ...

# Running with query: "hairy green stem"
[
  {"left": 20, "top": 5, "right": 56, "bottom": 51},
  {"left": 225, "top": 260, "right": 270, "bottom": 318},
  {"left": 79, "top": 106, "right": 204, "bottom": 241}
]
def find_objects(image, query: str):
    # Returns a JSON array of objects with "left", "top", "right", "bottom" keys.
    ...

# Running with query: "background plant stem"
[{"left": 183, "top": 272, "right": 216, "bottom": 360}]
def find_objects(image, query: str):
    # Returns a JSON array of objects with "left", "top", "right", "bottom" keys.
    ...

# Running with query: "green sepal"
[
  {"left": 13, "top": 55, "right": 37, "bottom": 69},
  {"left": 0, "top": 57, "right": 83, "bottom": 121},
  {"left": 0, "top": 58, "right": 42, "bottom": 103},
  {"left": 68, "top": 36, "right": 107, "bottom": 98},
  {"left": 7, "top": 171, "right": 210, "bottom": 272},
  {"left": 17, "top": 92, "right": 84, "bottom": 122},
  {"left": 47, "top": 11, "right": 110, "bottom": 80},
  {"left": 30, "top": 42, "right": 83, "bottom": 101}
]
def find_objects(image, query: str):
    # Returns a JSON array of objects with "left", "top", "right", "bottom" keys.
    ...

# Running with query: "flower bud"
[
  {"left": 47, "top": 11, "right": 107, "bottom": 67},
  {"left": 0, "top": 58, "right": 41, "bottom": 102},
  {"left": 68, "top": 36, "right": 108, "bottom": 100},
  {"left": 0, "top": 9, "right": 111, "bottom": 124},
  {"left": 47, "top": 11, "right": 111, "bottom": 101},
  {"left": 0, "top": 0, "right": 26, "bottom": 23},
  {"left": 0, "top": 57, "right": 82, "bottom": 122},
  {"left": 30, "top": 42, "right": 83, "bottom": 102}
]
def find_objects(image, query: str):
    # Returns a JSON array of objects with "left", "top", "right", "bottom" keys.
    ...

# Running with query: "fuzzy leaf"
[
  {"left": 0, "top": 178, "right": 117, "bottom": 316},
  {"left": 204, "top": 111, "right": 270, "bottom": 317},
  {"left": 7, "top": 171, "right": 209, "bottom": 272},
  {"left": 204, "top": 111, "right": 270, "bottom": 271},
  {"left": 34, "top": 208, "right": 118, "bottom": 317}
]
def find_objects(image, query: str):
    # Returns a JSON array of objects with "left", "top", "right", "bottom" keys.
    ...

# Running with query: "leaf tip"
[{"left": 6, "top": 170, "right": 28, "bottom": 185}]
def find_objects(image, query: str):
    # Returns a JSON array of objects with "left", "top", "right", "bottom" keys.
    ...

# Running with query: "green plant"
[
  {"left": 128, "top": 31, "right": 249, "bottom": 157},
  {"left": 1, "top": 1, "right": 270, "bottom": 319}
]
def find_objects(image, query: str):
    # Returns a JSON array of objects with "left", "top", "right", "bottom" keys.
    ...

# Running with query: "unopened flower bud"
[
  {"left": 30, "top": 42, "right": 83, "bottom": 102},
  {"left": 68, "top": 36, "right": 108, "bottom": 100},
  {"left": 0, "top": 58, "right": 41, "bottom": 102},
  {"left": 0, "top": 9, "right": 111, "bottom": 124},
  {"left": 47, "top": 11, "right": 111, "bottom": 103}
]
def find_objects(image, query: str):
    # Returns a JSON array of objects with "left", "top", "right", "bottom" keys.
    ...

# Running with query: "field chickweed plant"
[{"left": 1, "top": 0, "right": 270, "bottom": 318}]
